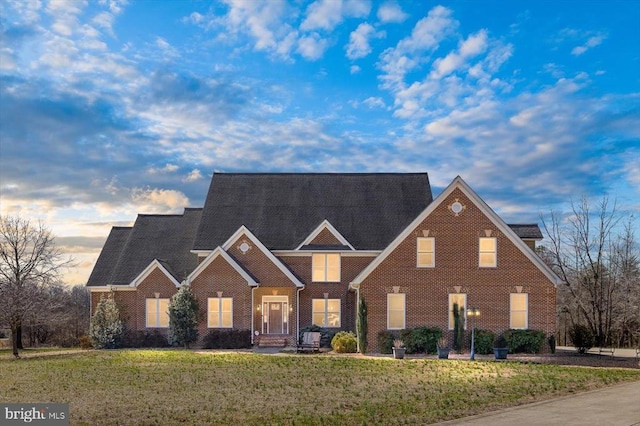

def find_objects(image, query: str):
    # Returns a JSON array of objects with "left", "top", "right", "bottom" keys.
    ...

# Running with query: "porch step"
[{"left": 256, "top": 335, "right": 288, "bottom": 348}]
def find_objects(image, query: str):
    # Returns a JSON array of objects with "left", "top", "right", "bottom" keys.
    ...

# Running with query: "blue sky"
[{"left": 1, "top": 0, "right": 639, "bottom": 285}]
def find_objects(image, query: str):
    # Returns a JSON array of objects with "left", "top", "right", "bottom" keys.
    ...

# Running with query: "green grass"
[{"left": 1, "top": 350, "right": 638, "bottom": 425}]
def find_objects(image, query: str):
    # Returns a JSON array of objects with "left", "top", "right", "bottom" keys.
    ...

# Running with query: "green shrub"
[
  {"left": 331, "top": 331, "right": 357, "bottom": 353},
  {"left": 122, "top": 330, "right": 170, "bottom": 348},
  {"left": 356, "top": 298, "right": 367, "bottom": 354},
  {"left": 453, "top": 303, "right": 465, "bottom": 352},
  {"left": 399, "top": 327, "right": 442, "bottom": 354},
  {"left": 569, "top": 324, "right": 594, "bottom": 354},
  {"left": 377, "top": 330, "right": 394, "bottom": 354},
  {"left": 494, "top": 334, "right": 508, "bottom": 348},
  {"left": 474, "top": 329, "right": 495, "bottom": 354},
  {"left": 89, "top": 295, "right": 124, "bottom": 349},
  {"left": 202, "top": 329, "right": 252, "bottom": 349},
  {"left": 168, "top": 286, "right": 199, "bottom": 348},
  {"left": 504, "top": 329, "right": 545, "bottom": 353},
  {"left": 299, "top": 325, "right": 335, "bottom": 348},
  {"left": 548, "top": 335, "right": 556, "bottom": 354}
]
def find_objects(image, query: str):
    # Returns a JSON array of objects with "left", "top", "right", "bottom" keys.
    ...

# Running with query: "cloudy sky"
[{"left": 1, "top": 0, "right": 639, "bottom": 285}]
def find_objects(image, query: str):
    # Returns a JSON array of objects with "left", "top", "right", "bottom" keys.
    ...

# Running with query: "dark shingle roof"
[
  {"left": 86, "top": 227, "right": 131, "bottom": 287},
  {"left": 193, "top": 173, "right": 432, "bottom": 251},
  {"left": 86, "top": 208, "right": 202, "bottom": 286},
  {"left": 508, "top": 224, "right": 543, "bottom": 240}
]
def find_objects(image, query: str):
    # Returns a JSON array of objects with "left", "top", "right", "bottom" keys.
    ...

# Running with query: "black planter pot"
[
  {"left": 437, "top": 347, "right": 450, "bottom": 359},
  {"left": 493, "top": 347, "right": 508, "bottom": 359},
  {"left": 392, "top": 347, "right": 406, "bottom": 359}
]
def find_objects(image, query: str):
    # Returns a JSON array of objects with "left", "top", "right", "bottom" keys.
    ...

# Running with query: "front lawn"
[{"left": 1, "top": 350, "right": 638, "bottom": 425}]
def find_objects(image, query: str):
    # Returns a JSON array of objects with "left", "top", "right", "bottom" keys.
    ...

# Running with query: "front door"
[{"left": 262, "top": 296, "right": 289, "bottom": 334}]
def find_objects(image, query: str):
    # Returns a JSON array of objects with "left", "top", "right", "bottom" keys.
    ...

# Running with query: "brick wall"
[{"left": 360, "top": 187, "right": 557, "bottom": 352}]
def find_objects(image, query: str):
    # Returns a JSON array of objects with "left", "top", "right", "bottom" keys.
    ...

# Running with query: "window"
[
  {"left": 510, "top": 293, "right": 528, "bottom": 329},
  {"left": 448, "top": 293, "right": 467, "bottom": 330},
  {"left": 312, "top": 299, "right": 341, "bottom": 327},
  {"left": 417, "top": 237, "right": 435, "bottom": 267},
  {"left": 208, "top": 297, "right": 233, "bottom": 328},
  {"left": 312, "top": 253, "right": 340, "bottom": 282},
  {"left": 479, "top": 237, "right": 497, "bottom": 267},
  {"left": 146, "top": 298, "right": 169, "bottom": 328},
  {"left": 387, "top": 293, "right": 406, "bottom": 329}
]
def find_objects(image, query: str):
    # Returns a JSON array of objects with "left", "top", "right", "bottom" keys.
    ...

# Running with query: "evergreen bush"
[
  {"left": 399, "top": 327, "right": 442, "bottom": 354},
  {"left": 89, "top": 295, "right": 124, "bottom": 349},
  {"left": 203, "top": 329, "right": 252, "bottom": 349},
  {"left": 568, "top": 324, "right": 594, "bottom": 354},
  {"left": 473, "top": 329, "right": 495, "bottom": 354},
  {"left": 453, "top": 303, "right": 465, "bottom": 352},
  {"left": 503, "top": 329, "right": 545, "bottom": 353},
  {"left": 168, "top": 286, "right": 199, "bottom": 348},
  {"left": 356, "top": 298, "right": 368, "bottom": 354},
  {"left": 331, "top": 331, "right": 357, "bottom": 353},
  {"left": 377, "top": 330, "right": 394, "bottom": 354}
]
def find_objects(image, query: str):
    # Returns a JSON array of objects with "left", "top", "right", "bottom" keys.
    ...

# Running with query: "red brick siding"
[
  {"left": 360, "top": 188, "right": 556, "bottom": 352},
  {"left": 190, "top": 255, "right": 253, "bottom": 345},
  {"left": 309, "top": 228, "right": 342, "bottom": 245}
]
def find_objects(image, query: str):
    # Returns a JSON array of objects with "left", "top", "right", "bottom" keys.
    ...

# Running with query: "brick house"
[{"left": 87, "top": 173, "right": 560, "bottom": 351}]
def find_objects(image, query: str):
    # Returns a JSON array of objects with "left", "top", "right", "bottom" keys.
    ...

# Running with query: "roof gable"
[
  {"left": 130, "top": 259, "right": 181, "bottom": 288},
  {"left": 187, "top": 247, "right": 258, "bottom": 286},
  {"left": 295, "top": 219, "right": 355, "bottom": 250},
  {"left": 351, "top": 176, "right": 562, "bottom": 287},
  {"left": 193, "top": 173, "right": 432, "bottom": 251},
  {"left": 87, "top": 208, "right": 202, "bottom": 287},
  {"left": 222, "top": 225, "right": 305, "bottom": 288}
]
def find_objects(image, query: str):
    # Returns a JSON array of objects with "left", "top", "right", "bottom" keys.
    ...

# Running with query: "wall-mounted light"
[{"left": 256, "top": 304, "right": 261, "bottom": 311}]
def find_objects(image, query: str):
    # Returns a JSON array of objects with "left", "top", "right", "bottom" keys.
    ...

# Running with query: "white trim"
[
  {"left": 186, "top": 246, "right": 258, "bottom": 286},
  {"left": 351, "top": 176, "right": 563, "bottom": 288},
  {"left": 272, "top": 250, "right": 380, "bottom": 257},
  {"left": 295, "top": 219, "right": 355, "bottom": 250},
  {"left": 131, "top": 259, "right": 181, "bottom": 288},
  {"left": 260, "top": 295, "right": 290, "bottom": 334},
  {"left": 88, "top": 286, "right": 136, "bottom": 292},
  {"left": 222, "top": 226, "right": 304, "bottom": 288},
  {"left": 387, "top": 293, "right": 406, "bottom": 330}
]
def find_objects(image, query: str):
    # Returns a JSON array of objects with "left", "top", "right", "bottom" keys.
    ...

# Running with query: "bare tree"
[
  {"left": 0, "top": 216, "right": 71, "bottom": 357},
  {"left": 541, "top": 196, "right": 639, "bottom": 347}
]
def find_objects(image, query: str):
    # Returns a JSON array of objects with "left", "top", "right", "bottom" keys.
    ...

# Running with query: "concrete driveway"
[{"left": 438, "top": 380, "right": 640, "bottom": 425}]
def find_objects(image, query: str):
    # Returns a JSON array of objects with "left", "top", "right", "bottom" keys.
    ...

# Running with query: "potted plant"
[
  {"left": 392, "top": 339, "right": 405, "bottom": 359},
  {"left": 493, "top": 334, "right": 508, "bottom": 359},
  {"left": 437, "top": 336, "right": 450, "bottom": 359}
]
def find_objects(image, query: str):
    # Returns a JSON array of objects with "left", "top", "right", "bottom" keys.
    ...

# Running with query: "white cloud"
[
  {"left": 362, "top": 97, "right": 385, "bottom": 108},
  {"left": 430, "top": 30, "right": 488, "bottom": 79},
  {"left": 377, "top": 1, "right": 408, "bottom": 23},
  {"left": 183, "top": 169, "right": 203, "bottom": 182},
  {"left": 297, "top": 33, "right": 329, "bottom": 61},
  {"left": 350, "top": 65, "right": 361, "bottom": 74},
  {"left": 571, "top": 34, "right": 606, "bottom": 56},
  {"left": 131, "top": 187, "right": 189, "bottom": 213},
  {"left": 148, "top": 164, "right": 179, "bottom": 174},
  {"left": 346, "top": 23, "right": 385, "bottom": 60},
  {"left": 378, "top": 6, "right": 457, "bottom": 89},
  {"left": 301, "top": 0, "right": 370, "bottom": 32}
]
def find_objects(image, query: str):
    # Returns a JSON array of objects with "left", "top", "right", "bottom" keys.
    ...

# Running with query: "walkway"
[{"left": 438, "top": 380, "right": 640, "bottom": 425}]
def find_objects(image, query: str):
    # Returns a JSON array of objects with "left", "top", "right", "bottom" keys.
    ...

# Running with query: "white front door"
[{"left": 262, "top": 296, "right": 289, "bottom": 334}]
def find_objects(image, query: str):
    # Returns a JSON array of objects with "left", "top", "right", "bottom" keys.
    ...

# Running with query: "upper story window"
[
  {"left": 146, "top": 298, "right": 169, "bottom": 328},
  {"left": 312, "top": 253, "right": 340, "bottom": 282},
  {"left": 417, "top": 237, "right": 435, "bottom": 267},
  {"left": 479, "top": 237, "right": 497, "bottom": 267}
]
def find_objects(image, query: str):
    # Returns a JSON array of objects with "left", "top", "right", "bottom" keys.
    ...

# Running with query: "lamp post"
[{"left": 468, "top": 307, "right": 480, "bottom": 360}]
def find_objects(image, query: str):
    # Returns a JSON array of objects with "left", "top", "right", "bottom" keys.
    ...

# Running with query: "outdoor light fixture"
[
  {"left": 468, "top": 307, "right": 480, "bottom": 360},
  {"left": 256, "top": 304, "right": 261, "bottom": 311}
]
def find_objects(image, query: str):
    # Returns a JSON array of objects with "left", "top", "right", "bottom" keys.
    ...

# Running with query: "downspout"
[
  {"left": 297, "top": 286, "right": 304, "bottom": 343},
  {"left": 251, "top": 286, "right": 256, "bottom": 345},
  {"left": 353, "top": 283, "right": 360, "bottom": 353}
]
